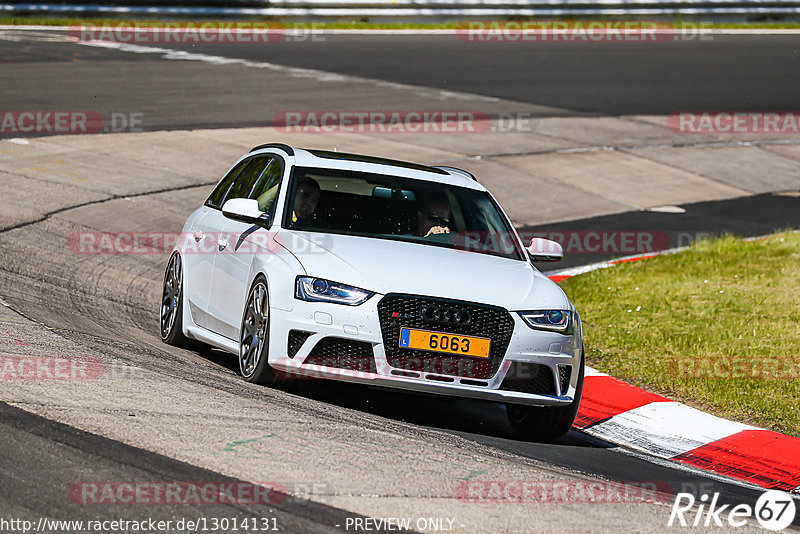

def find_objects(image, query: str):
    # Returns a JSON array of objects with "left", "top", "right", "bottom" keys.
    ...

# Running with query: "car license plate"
[{"left": 398, "top": 327, "right": 491, "bottom": 358}]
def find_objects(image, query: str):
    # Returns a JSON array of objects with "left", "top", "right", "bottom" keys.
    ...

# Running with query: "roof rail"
[
  {"left": 306, "top": 149, "right": 449, "bottom": 175},
  {"left": 431, "top": 165, "right": 477, "bottom": 182},
  {"left": 250, "top": 143, "right": 294, "bottom": 156}
]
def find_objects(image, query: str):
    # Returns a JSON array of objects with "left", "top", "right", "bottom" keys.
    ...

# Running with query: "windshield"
[{"left": 282, "top": 167, "right": 525, "bottom": 261}]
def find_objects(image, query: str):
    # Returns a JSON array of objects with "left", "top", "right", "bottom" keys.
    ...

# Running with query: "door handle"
[
  {"left": 193, "top": 231, "right": 203, "bottom": 242},
  {"left": 218, "top": 239, "right": 228, "bottom": 252}
]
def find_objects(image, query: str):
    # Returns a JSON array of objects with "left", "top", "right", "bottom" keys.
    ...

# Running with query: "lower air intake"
[
  {"left": 304, "top": 337, "right": 377, "bottom": 373},
  {"left": 558, "top": 365, "right": 572, "bottom": 395},
  {"left": 287, "top": 330, "right": 313, "bottom": 358},
  {"left": 499, "top": 362, "right": 556, "bottom": 396}
]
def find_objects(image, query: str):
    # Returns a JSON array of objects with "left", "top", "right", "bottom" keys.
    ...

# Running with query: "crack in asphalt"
[{"left": 0, "top": 179, "right": 217, "bottom": 234}]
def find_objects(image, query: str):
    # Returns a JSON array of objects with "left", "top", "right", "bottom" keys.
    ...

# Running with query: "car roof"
[{"left": 249, "top": 144, "right": 486, "bottom": 191}]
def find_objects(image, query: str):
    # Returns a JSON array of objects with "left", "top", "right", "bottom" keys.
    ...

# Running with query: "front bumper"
[{"left": 267, "top": 293, "right": 581, "bottom": 407}]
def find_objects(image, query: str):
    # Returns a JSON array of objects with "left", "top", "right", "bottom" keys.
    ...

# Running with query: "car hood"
[{"left": 276, "top": 230, "right": 570, "bottom": 311}]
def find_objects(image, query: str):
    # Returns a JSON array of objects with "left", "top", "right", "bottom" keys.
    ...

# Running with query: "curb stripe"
[
  {"left": 582, "top": 402, "right": 758, "bottom": 459},
  {"left": 672, "top": 430, "right": 800, "bottom": 492},
  {"left": 575, "top": 375, "right": 669, "bottom": 428}
]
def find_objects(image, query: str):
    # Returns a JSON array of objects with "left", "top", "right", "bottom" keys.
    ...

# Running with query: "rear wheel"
[
  {"left": 239, "top": 277, "right": 287, "bottom": 387},
  {"left": 160, "top": 252, "right": 190, "bottom": 346},
  {"left": 506, "top": 349, "right": 585, "bottom": 440}
]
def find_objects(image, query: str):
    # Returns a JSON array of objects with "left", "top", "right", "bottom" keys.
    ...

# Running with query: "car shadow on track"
[
  {"left": 196, "top": 346, "right": 607, "bottom": 448},
  {"left": 291, "top": 379, "right": 605, "bottom": 447}
]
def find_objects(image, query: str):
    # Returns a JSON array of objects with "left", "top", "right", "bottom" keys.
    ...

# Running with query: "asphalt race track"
[
  {"left": 130, "top": 34, "right": 800, "bottom": 116},
  {"left": 527, "top": 192, "right": 800, "bottom": 269},
  {"left": 1, "top": 32, "right": 800, "bottom": 129},
  {"left": 1, "top": 28, "right": 799, "bottom": 532}
]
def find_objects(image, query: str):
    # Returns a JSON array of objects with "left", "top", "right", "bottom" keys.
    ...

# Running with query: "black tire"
[
  {"left": 239, "top": 276, "right": 288, "bottom": 387},
  {"left": 506, "top": 349, "right": 585, "bottom": 440},
  {"left": 160, "top": 252, "right": 191, "bottom": 347}
]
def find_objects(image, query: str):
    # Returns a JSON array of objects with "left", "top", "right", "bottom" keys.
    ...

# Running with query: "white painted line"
[
  {"left": 74, "top": 39, "right": 502, "bottom": 104},
  {"left": 547, "top": 261, "right": 617, "bottom": 278},
  {"left": 546, "top": 246, "right": 688, "bottom": 278},
  {"left": 648, "top": 205, "right": 686, "bottom": 213},
  {"left": 583, "top": 401, "right": 759, "bottom": 458},
  {"left": 743, "top": 229, "right": 800, "bottom": 241}
]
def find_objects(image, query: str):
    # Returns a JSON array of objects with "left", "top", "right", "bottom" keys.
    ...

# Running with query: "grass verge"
[{"left": 560, "top": 232, "right": 800, "bottom": 437}]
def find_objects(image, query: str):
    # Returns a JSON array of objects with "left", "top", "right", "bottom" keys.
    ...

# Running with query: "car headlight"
[
  {"left": 295, "top": 277, "right": 375, "bottom": 306},
  {"left": 518, "top": 310, "right": 573, "bottom": 334}
]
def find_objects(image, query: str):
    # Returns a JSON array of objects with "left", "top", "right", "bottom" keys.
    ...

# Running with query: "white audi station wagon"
[{"left": 161, "top": 143, "right": 583, "bottom": 438}]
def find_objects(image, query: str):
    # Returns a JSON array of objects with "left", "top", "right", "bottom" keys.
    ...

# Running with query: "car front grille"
[
  {"left": 377, "top": 294, "right": 515, "bottom": 379},
  {"left": 304, "top": 337, "right": 377, "bottom": 373},
  {"left": 499, "top": 362, "right": 556, "bottom": 396}
]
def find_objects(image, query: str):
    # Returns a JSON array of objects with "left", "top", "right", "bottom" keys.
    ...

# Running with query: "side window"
[
  {"left": 250, "top": 158, "right": 284, "bottom": 216},
  {"left": 222, "top": 157, "right": 270, "bottom": 204},
  {"left": 205, "top": 158, "right": 249, "bottom": 209}
]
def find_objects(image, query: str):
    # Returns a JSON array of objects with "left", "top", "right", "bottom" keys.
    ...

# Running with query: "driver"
[
  {"left": 292, "top": 177, "right": 322, "bottom": 224},
  {"left": 417, "top": 192, "right": 452, "bottom": 237}
]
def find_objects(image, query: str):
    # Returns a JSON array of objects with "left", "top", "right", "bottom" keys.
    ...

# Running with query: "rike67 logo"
[{"left": 669, "top": 490, "right": 796, "bottom": 531}]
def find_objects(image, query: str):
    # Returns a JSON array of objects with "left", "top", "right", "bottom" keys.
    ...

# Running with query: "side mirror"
[
  {"left": 221, "top": 198, "right": 265, "bottom": 225},
  {"left": 527, "top": 237, "right": 563, "bottom": 262}
]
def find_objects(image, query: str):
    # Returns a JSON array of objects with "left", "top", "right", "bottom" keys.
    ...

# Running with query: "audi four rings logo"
[{"left": 421, "top": 306, "right": 471, "bottom": 325}]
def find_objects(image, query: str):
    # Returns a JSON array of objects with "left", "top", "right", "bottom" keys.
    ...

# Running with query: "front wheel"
[
  {"left": 506, "top": 349, "right": 585, "bottom": 440},
  {"left": 239, "top": 277, "right": 287, "bottom": 387},
  {"left": 160, "top": 252, "right": 190, "bottom": 347}
]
